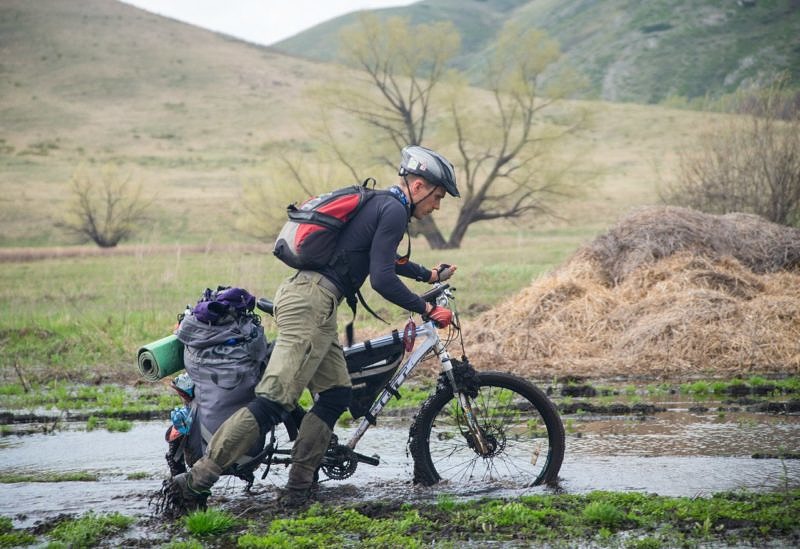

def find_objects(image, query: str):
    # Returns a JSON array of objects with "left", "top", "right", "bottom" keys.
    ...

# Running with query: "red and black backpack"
[
  {"left": 273, "top": 180, "right": 381, "bottom": 271},
  {"left": 273, "top": 179, "right": 410, "bottom": 342}
]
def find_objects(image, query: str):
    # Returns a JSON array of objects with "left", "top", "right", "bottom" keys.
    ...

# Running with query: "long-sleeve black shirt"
[{"left": 320, "top": 191, "right": 431, "bottom": 314}]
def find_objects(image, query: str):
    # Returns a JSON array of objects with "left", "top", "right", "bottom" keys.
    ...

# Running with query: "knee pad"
[
  {"left": 246, "top": 396, "right": 286, "bottom": 436},
  {"left": 310, "top": 386, "right": 352, "bottom": 429}
]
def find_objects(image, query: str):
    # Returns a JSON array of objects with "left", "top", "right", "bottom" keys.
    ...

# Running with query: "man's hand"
[
  {"left": 424, "top": 304, "right": 453, "bottom": 328},
  {"left": 429, "top": 263, "right": 457, "bottom": 283}
]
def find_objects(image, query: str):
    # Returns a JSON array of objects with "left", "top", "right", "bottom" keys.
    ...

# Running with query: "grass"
[
  {"left": 45, "top": 512, "right": 133, "bottom": 548},
  {"left": 184, "top": 509, "right": 238, "bottom": 537},
  {"left": 86, "top": 416, "right": 133, "bottom": 432},
  {"left": 229, "top": 489, "right": 800, "bottom": 547},
  {"left": 0, "top": 380, "right": 174, "bottom": 415},
  {"left": 1, "top": 488, "right": 796, "bottom": 547},
  {"left": 0, "top": 229, "right": 580, "bottom": 386},
  {"left": 0, "top": 516, "right": 36, "bottom": 548},
  {"left": 0, "top": 471, "right": 98, "bottom": 483}
]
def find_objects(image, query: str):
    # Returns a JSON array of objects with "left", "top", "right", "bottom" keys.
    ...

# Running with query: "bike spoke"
[{"left": 424, "top": 383, "right": 553, "bottom": 485}]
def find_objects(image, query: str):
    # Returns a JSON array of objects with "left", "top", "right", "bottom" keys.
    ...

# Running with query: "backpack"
[
  {"left": 273, "top": 179, "right": 379, "bottom": 270},
  {"left": 272, "top": 180, "right": 410, "bottom": 344},
  {"left": 174, "top": 287, "right": 272, "bottom": 473}
]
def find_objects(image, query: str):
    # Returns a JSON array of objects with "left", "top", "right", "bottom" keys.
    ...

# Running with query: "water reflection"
[{"left": 1, "top": 409, "right": 798, "bottom": 527}]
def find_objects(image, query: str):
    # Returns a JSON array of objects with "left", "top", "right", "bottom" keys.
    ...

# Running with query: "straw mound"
[{"left": 465, "top": 206, "right": 800, "bottom": 379}]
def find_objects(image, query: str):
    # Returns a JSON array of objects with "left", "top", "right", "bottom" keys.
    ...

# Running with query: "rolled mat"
[{"left": 137, "top": 334, "right": 185, "bottom": 381}]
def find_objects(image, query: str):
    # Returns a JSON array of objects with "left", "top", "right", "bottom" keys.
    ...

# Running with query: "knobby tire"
[{"left": 409, "top": 371, "right": 564, "bottom": 487}]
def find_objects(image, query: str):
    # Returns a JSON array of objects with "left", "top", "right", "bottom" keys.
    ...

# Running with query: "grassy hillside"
[
  {"left": 0, "top": 0, "right": 738, "bottom": 249},
  {"left": 0, "top": 0, "right": 338, "bottom": 246},
  {"left": 274, "top": 0, "right": 800, "bottom": 104}
]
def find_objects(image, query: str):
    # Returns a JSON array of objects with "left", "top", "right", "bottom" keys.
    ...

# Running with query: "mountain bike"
[{"left": 166, "top": 283, "right": 564, "bottom": 490}]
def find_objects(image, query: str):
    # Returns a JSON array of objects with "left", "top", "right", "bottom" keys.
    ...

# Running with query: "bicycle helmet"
[{"left": 398, "top": 145, "right": 460, "bottom": 198}]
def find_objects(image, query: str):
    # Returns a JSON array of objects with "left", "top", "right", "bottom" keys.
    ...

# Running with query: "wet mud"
[{"left": 1, "top": 388, "right": 799, "bottom": 541}]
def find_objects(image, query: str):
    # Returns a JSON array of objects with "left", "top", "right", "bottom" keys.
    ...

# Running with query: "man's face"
[{"left": 412, "top": 180, "right": 446, "bottom": 219}]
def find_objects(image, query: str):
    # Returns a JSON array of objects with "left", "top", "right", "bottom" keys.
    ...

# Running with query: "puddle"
[{"left": 1, "top": 409, "right": 799, "bottom": 528}]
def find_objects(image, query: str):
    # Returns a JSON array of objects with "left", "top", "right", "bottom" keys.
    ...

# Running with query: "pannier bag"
[{"left": 174, "top": 287, "right": 271, "bottom": 467}]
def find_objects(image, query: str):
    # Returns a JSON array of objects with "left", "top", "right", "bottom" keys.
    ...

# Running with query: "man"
[{"left": 165, "top": 145, "right": 459, "bottom": 514}]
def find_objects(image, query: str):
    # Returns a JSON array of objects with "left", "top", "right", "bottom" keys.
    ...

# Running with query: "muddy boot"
[
  {"left": 278, "top": 412, "right": 332, "bottom": 508},
  {"left": 157, "top": 458, "right": 222, "bottom": 519}
]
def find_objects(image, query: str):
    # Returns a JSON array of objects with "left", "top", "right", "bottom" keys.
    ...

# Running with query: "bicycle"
[{"left": 166, "top": 283, "right": 565, "bottom": 490}]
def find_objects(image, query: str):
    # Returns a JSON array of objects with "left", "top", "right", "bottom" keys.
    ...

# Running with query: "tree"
[
  {"left": 445, "top": 23, "right": 585, "bottom": 248},
  {"left": 59, "top": 164, "right": 151, "bottom": 247},
  {"left": 663, "top": 77, "right": 800, "bottom": 226},
  {"left": 238, "top": 148, "right": 361, "bottom": 240},
  {"left": 333, "top": 15, "right": 583, "bottom": 248},
  {"left": 335, "top": 14, "right": 460, "bottom": 248}
]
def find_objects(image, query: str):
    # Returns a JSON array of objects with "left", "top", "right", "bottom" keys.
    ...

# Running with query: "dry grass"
[
  {"left": 465, "top": 206, "right": 800, "bottom": 379},
  {"left": 0, "top": 242, "right": 269, "bottom": 262}
]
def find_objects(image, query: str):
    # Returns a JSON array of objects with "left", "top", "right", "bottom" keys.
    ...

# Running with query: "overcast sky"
[{"left": 119, "top": 0, "right": 418, "bottom": 46}]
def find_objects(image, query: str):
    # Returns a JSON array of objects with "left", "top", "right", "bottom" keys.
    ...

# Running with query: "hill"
[
  {"left": 0, "top": 0, "right": 745, "bottom": 248},
  {"left": 274, "top": 0, "right": 800, "bottom": 104},
  {"left": 0, "top": 0, "right": 340, "bottom": 245}
]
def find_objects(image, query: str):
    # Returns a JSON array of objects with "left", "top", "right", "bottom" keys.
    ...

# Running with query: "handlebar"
[
  {"left": 256, "top": 297, "right": 275, "bottom": 316},
  {"left": 419, "top": 283, "right": 450, "bottom": 304}
]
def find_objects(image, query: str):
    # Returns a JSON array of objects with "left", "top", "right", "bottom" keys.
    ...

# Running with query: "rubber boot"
[
  {"left": 160, "top": 406, "right": 264, "bottom": 519},
  {"left": 279, "top": 412, "right": 332, "bottom": 507},
  {"left": 161, "top": 459, "right": 222, "bottom": 518}
]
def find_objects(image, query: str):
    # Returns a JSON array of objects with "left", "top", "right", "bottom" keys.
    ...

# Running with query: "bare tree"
[
  {"left": 333, "top": 16, "right": 584, "bottom": 248},
  {"left": 446, "top": 23, "right": 586, "bottom": 248},
  {"left": 334, "top": 14, "right": 460, "bottom": 248},
  {"left": 239, "top": 148, "right": 359, "bottom": 240},
  {"left": 59, "top": 164, "right": 151, "bottom": 247},
  {"left": 664, "top": 77, "right": 800, "bottom": 226},
  {"left": 337, "top": 14, "right": 459, "bottom": 153}
]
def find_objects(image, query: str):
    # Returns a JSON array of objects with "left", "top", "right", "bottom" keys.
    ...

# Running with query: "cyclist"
[{"left": 164, "top": 145, "right": 460, "bottom": 515}]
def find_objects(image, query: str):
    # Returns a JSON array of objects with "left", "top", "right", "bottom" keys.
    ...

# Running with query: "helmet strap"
[
  {"left": 402, "top": 174, "right": 417, "bottom": 216},
  {"left": 403, "top": 174, "right": 439, "bottom": 216},
  {"left": 396, "top": 175, "right": 413, "bottom": 265}
]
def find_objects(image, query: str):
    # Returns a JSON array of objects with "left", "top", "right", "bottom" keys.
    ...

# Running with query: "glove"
[
  {"left": 426, "top": 305, "right": 453, "bottom": 328},
  {"left": 430, "top": 263, "right": 456, "bottom": 283}
]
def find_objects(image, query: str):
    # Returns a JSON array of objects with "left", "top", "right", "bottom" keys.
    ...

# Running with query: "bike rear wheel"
[{"left": 409, "top": 371, "right": 564, "bottom": 487}]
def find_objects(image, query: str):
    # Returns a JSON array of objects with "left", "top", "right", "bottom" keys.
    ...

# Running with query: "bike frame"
[
  {"left": 258, "top": 284, "right": 492, "bottom": 474},
  {"left": 345, "top": 320, "right": 447, "bottom": 450}
]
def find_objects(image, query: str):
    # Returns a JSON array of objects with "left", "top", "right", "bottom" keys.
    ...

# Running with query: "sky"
[{"left": 119, "top": 0, "right": 419, "bottom": 46}]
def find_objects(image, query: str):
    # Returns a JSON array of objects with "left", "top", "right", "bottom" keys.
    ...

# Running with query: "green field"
[{"left": 0, "top": 227, "right": 589, "bottom": 384}]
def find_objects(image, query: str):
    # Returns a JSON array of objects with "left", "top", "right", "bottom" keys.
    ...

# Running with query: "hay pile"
[{"left": 465, "top": 206, "right": 800, "bottom": 379}]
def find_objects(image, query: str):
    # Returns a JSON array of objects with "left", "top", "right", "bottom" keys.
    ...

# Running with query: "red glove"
[{"left": 426, "top": 305, "right": 453, "bottom": 328}]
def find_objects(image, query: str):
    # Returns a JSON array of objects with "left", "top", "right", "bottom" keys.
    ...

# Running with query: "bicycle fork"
[{"left": 438, "top": 344, "right": 493, "bottom": 456}]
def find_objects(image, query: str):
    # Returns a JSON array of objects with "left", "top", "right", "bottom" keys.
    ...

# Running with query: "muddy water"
[{"left": 2, "top": 409, "right": 799, "bottom": 528}]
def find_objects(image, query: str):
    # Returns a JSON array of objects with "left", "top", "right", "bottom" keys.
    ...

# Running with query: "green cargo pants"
[
  {"left": 257, "top": 270, "right": 351, "bottom": 406},
  {"left": 204, "top": 270, "right": 350, "bottom": 469}
]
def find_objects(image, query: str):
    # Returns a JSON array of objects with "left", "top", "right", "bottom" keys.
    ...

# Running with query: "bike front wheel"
[{"left": 409, "top": 370, "right": 564, "bottom": 487}]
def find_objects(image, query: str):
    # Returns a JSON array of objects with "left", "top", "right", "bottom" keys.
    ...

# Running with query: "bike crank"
[{"left": 321, "top": 443, "right": 381, "bottom": 480}]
